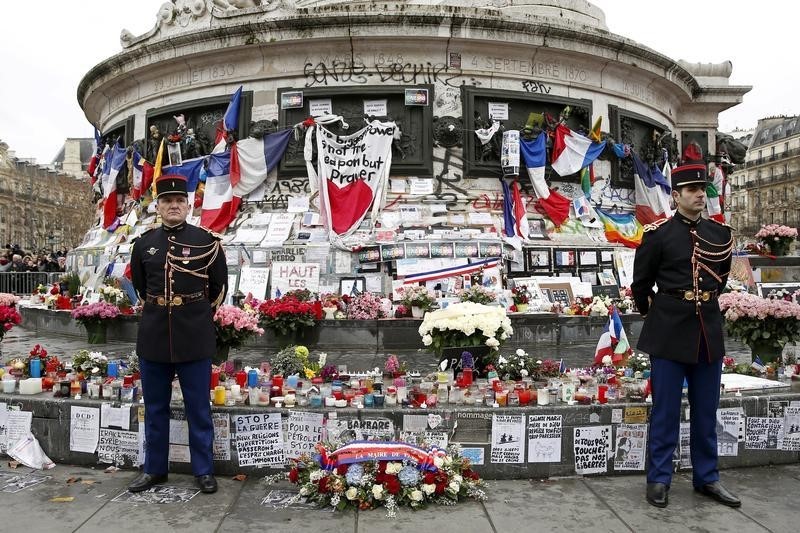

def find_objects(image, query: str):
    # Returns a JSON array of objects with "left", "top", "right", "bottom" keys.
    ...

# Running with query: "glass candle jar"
[{"left": 495, "top": 389, "right": 508, "bottom": 407}]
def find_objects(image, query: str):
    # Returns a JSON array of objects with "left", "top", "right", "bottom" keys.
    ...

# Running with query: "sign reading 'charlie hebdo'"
[{"left": 306, "top": 120, "right": 395, "bottom": 239}]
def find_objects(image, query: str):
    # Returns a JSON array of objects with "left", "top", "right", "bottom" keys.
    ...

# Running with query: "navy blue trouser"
[
  {"left": 140, "top": 357, "right": 213, "bottom": 477},
  {"left": 647, "top": 341, "right": 722, "bottom": 487}
]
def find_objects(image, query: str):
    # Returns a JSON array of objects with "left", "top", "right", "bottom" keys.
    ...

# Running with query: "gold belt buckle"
[
  {"left": 156, "top": 296, "right": 166, "bottom": 306},
  {"left": 683, "top": 290, "right": 695, "bottom": 301},
  {"left": 701, "top": 291, "right": 711, "bottom": 302},
  {"left": 171, "top": 296, "right": 183, "bottom": 306}
]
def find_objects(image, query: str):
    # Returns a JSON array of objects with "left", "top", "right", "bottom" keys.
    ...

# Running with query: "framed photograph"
[
  {"left": 430, "top": 242, "right": 455, "bottom": 258},
  {"left": 528, "top": 219, "right": 549, "bottom": 240},
  {"left": 598, "top": 270, "right": 618, "bottom": 286},
  {"left": 525, "top": 248, "right": 551, "bottom": 271},
  {"left": 380, "top": 243, "right": 406, "bottom": 261},
  {"left": 537, "top": 281, "right": 574, "bottom": 306},
  {"left": 339, "top": 277, "right": 367, "bottom": 296},
  {"left": 578, "top": 250, "right": 598, "bottom": 267},
  {"left": 404, "top": 88, "right": 429, "bottom": 106},
  {"left": 479, "top": 242, "right": 503, "bottom": 258},
  {"left": 357, "top": 246, "right": 381, "bottom": 264},
  {"left": 404, "top": 242, "right": 431, "bottom": 259},
  {"left": 600, "top": 249, "right": 614, "bottom": 264},
  {"left": 357, "top": 262, "right": 381, "bottom": 274},
  {"left": 281, "top": 90, "right": 303, "bottom": 109},
  {"left": 511, "top": 277, "right": 547, "bottom": 305},
  {"left": 167, "top": 142, "right": 183, "bottom": 167}
]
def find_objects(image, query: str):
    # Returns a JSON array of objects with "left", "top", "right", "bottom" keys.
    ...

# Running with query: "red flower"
[
  {"left": 423, "top": 472, "right": 436, "bottom": 484},
  {"left": 318, "top": 476, "right": 330, "bottom": 493},
  {"left": 462, "top": 469, "right": 480, "bottom": 481},
  {"left": 377, "top": 461, "right": 387, "bottom": 474},
  {"left": 435, "top": 482, "right": 446, "bottom": 495},
  {"left": 374, "top": 472, "right": 386, "bottom": 484},
  {"left": 288, "top": 468, "right": 299, "bottom": 483},
  {"left": 385, "top": 476, "right": 401, "bottom": 495},
  {"left": 336, "top": 464, "right": 348, "bottom": 475}
]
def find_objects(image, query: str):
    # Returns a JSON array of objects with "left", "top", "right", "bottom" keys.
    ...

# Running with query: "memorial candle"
[{"left": 213, "top": 386, "right": 226, "bottom": 405}]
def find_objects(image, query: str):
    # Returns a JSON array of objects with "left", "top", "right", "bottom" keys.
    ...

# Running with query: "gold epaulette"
[
  {"left": 643, "top": 218, "right": 668, "bottom": 233},
  {"left": 708, "top": 218, "right": 733, "bottom": 230},
  {"left": 204, "top": 227, "right": 225, "bottom": 240}
]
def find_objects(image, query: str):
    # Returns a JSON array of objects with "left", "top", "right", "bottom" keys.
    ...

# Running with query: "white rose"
[
  {"left": 452, "top": 474, "right": 462, "bottom": 483},
  {"left": 300, "top": 486, "right": 312, "bottom": 496},
  {"left": 486, "top": 337, "right": 500, "bottom": 348},
  {"left": 515, "top": 349, "right": 526, "bottom": 357},
  {"left": 444, "top": 455, "right": 453, "bottom": 466},
  {"left": 422, "top": 483, "right": 436, "bottom": 495},
  {"left": 310, "top": 470, "right": 324, "bottom": 482},
  {"left": 448, "top": 481, "right": 461, "bottom": 493},
  {"left": 386, "top": 462, "right": 403, "bottom": 474},
  {"left": 433, "top": 456, "right": 444, "bottom": 468},
  {"left": 520, "top": 369, "right": 529, "bottom": 377},
  {"left": 345, "top": 487, "right": 359, "bottom": 500},
  {"left": 602, "top": 355, "right": 612, "bottom": 366},
  {"left": 410, "top": 490, "right": 424, "bottom": 502},
  {"left": 371, "top": 484, "right": 384, "bottom": 499},
  {"left": 422, "top": 334, "right": 433, "bottom": 346}
]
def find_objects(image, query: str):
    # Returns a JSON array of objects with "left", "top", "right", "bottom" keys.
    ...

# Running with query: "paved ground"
[{"left": 0, "top": 462, "right": 798, "bottom": 533}]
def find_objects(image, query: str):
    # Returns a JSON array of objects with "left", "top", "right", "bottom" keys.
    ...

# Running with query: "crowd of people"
[{"left": 0, "top": 243, "right": 68, "bottom": 273}]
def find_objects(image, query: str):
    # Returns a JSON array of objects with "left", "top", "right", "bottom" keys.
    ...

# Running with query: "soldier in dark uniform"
[
  {"left": 128, "top": 174, "right": 227, "bottom": 494},
  {"left": 632, "top": 163, "right": 740, "bottom": 509}
]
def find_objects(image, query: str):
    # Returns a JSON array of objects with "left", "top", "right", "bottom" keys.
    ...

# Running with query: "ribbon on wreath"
[{"left": 315, "top": 441, "right": 447, "bottom": 472}]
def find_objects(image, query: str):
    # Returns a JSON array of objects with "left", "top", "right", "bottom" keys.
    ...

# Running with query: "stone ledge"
[{"left": 2, "top": 389, "right": 798, "bottom": 479}]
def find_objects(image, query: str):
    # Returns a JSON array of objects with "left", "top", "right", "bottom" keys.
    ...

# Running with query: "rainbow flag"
[{"left": 596, "top": 208, "right": 643, "bottom": 248}]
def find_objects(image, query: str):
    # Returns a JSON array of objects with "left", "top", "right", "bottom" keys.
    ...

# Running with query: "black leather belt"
[
  {"left": 145, "top": 292, "right": 205, "bottom": 306},
  {"left": 662, "top": 289, "right": 718, "bottom": 302}
]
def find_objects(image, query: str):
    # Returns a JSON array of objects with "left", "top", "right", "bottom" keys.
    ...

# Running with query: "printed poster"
[
  {"left": 781, "top": 406, "right": 800, "bottom": 451},
  {"left": 490, "top": 414, "right": 524, "bottom": 463},
  {"left": 527, "top": 414, "right": 562, "bottom": 463},
  {"left": 69, "top": 406, "right": 100, "bottom": 454},
  {"left": 573, "top": 425, "right": 611, "bottom": 475},
  {"left": 716, "top": 408, "right": 742, "bottom": 457},
  {"left": 613, "top": 424, "right": 647, "bottom": 471}
]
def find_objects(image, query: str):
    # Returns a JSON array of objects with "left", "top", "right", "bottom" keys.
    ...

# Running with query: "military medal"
[
  {"left": 147, "top": 247, "right": 158, "bottom": 255},
  {"left": 182, "top": 247, "right": 191, "bottom": 265}
]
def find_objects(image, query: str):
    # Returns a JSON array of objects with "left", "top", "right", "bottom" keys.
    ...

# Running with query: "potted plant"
[
  {"left": 398, "top": 285, "right": 435, "bottom": 318},
  {"left": 510, "top": 286, "right": 530, "bottom": 312},
  {"left": 320, "top": 293, "right": 342, "bottom": 320},
  {"left": 718, "top": 291, "right": 800, "bottom": 363},
  {"left": 258, "top": 294, "right": 321, "bottom": 347},
  {"left": 458, "top": 285, "right": 496, "bottom": 305},
  {"left": 346, "top": 292, "right": 388, "bottom": 320},
  {"left": 71, "top": 349, "right": 110, "bottom": 377},
  {"left": 755, "top": 224, "right": 797, "bottom": 256},
  {"left": 213, "top": 304, "right": 264, "bottom": 364},
  {"left": 418, "top": 301, "right": 513, "bottom": 375},
  {"left": 71, "top": 301, "right": 121, "bottom": 344}
]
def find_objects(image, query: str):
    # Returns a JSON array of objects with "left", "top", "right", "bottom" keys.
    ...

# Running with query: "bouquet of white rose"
[{"left": 418, "top": 302, "right": 513, "bottom": 357}]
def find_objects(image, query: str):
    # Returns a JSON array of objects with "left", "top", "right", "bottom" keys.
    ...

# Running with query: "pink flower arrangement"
[
  {"left": 346, "top": 292, "right": 387, "bottom": 320},
  {"left": 718, "top": 291, "right": 800, "bottom": 350},
  {"left": 755, "top": 224, "right": 798, "bottom": 240},
  {"left": 70, "top": 301, "right": 121, "bottom": 325},
  {"left": 213, "top": 304, "right": 264, "bottom": 350},
  {"left": 0, "top": 293, "right": 21, "bottom": 307}
]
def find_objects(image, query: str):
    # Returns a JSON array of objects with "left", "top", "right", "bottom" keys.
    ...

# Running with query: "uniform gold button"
[
  {"left": 699, "top": 277, "right": 703, "bottom": 282},
  {"left": 170, "top": 246, "right": 175, "bottom": 250}
]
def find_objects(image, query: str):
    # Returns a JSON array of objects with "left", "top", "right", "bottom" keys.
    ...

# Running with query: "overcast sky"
[{"left": 0, "top": 0, "right": 794, "bottom": 163}]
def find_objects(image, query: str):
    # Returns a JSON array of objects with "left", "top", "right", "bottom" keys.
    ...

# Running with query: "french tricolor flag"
[
  {"left": 594, "top": 306, "right": 632, "bottom": 365},
  {"left": 551, "top": 124, "right": 606, "bottom": 177},
  {"left": 632, "top": 153, "right": 672, "bottom": 225},
  {"left": 130, "top": 151, "right": 154, "bottom": 201},
  {"left": 501, "top": 178, "right": 528, "bottom": 248},
  {"left": 231, "top": 129, "right": 292, "bottom": 197},
  {"left": 101, "top": 141, "right": 126, "bottom": 229},
  {"left": 200, "top": 152, "right": 240, "bottom": 233},
  {"left": 215, "top": 86, "right": 243, "bottom": 148},
  {"left": 520, "top": 132, "right": 571, "bottom": 227}
]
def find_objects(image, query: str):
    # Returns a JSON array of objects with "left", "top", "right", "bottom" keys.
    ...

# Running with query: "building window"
[
  {"left": 771, "top": 146, "right": 775, "bottom": 157},
  {"left": 784, "top": 211, "right": 788, "bottom": 224},
  {"left": 785, "top": 142, "right": 789, "bottom": 153},
  {"left": 770, "top": 212, "right": 775, "bottom": 223}
]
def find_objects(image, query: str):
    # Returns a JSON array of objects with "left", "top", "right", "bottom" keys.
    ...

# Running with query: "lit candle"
[
  {"left": 213, "top": 386, "right": 226, "bottom": 405},
  {"left": 2, "top": 377, "right": 16, "bottom": 393},
  {"left": 495, "top": 389, "right": 508, "bottom": 406},
  {"left": 537, "top": 388, "right": 550, "bottom": 406},
  {"left": 230, "top": 384, "right": 241, "bottom": 400},
  {"left": 248, "top": 387, "right": 259, "bottom": 406}
]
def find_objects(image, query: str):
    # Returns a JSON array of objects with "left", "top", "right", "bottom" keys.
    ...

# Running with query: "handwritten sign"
[
  {"left": 270, "top": 262, "right": 320, "bottom": 298},
  {"left": 285, "top": 412, "right": 324, "bottom": 458},
  {"left": 70, "top": 406, "right": 100, "bottom": 454},
  {"left": 363, "top": 99, "right": 388, "bottom": 117},
  {"left": 613, "top": 424, "right": 647, "bottom": 471},
  {"left": 237, "top": 266, "right": 270, "bottom": 300},
  {"left": 262, "top": 213, "right": 295, "bottom": 245},
  {"left": 623, "top": 407, "right": 648, "bottom": 424},
  {"left": 745, "top": 417, "right": 784, "bottom": 450},
  {"left": 573, "top": 426, "right": 610, "bottom": 475},
  {"left": 235, "top": 413, "right": 284, "bottom": 467},
  {"left": 309, "top": 98, "right": 333, "bottom": 117},
  {"left": 100, "top": 403, "right": 131, "bottom": 430},
  {"left": 327, "top": 417, "right": 395, "bottom": 442},
  {"left": 490, "top": 414, "right": 524, "bottom": 464},
  {"left": 98, "top": 428, "right": 140, "bottom": 465},
  {"left": 527, "top": 414, "right": 562, "bottom": 463}
]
